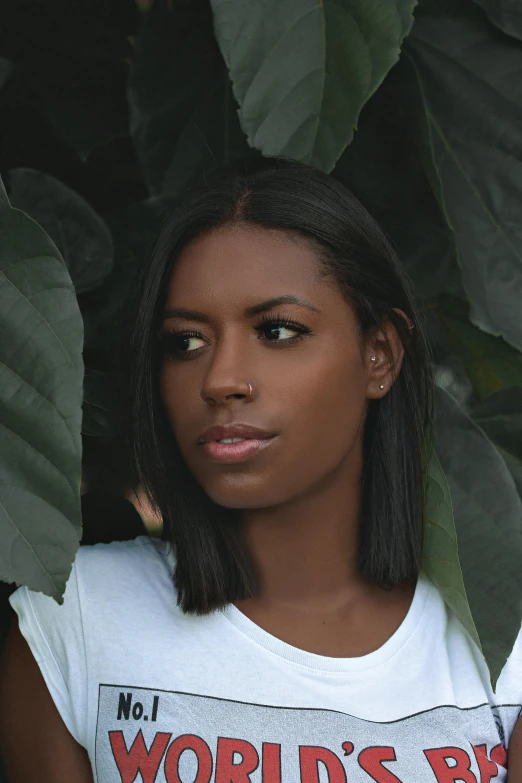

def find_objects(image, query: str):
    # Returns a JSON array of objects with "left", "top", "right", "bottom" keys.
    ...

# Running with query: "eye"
[
  {"left": 157, "top": 313, "right": 311, "bottom": 359},
  {"left": 157, "top": 329, "right": 206, "bottom": 357},
  {"left": 255, "top": 314, "right": 310, "bottom": 345}
]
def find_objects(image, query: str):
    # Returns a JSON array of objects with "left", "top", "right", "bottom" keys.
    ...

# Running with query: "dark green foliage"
[
  {"left": 406, "top": 0, "right": 522, "bottom": 351},
  {"left": 129, "top": 0, "right": 258, "bottom": 195},
  {"left": 0, "top": 180, "right": 83, "bottom": 601},
  {"left": 210, "top": 0, "right": 418, "bottom": 170},
  {"left": 434, "top": 385, "right": 522, "bottom": 680},
  {"left": 8, "top": 168, "right": 114, "bottom": 294}
]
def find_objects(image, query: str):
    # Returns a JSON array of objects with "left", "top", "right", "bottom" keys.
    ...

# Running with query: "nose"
[
  {"left": 201, "top": 379, "right": 253, "bottom": 405},
  {"left": 199, "top": 331, "right": 256, "bottom": 405}
]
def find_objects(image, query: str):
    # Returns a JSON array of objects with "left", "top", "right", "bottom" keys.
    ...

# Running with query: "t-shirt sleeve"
[{"left": 8, "top": 558, "right": 87, "bottom": 747}]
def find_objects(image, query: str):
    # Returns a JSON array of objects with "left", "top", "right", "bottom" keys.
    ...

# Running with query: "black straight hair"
[{"left": 125, "top": 156, "right": 435, "bottom": 615}]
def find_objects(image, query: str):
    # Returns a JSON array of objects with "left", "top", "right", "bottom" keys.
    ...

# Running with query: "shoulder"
[
  {"left": 74, "top": 534, "right": 176, "bottom": 607},
  {"left": 6, "top": 535, "right": 177, "bottom": 747},
  {"left": 77, "top": 533, "right": 171, "bottom": 565},
  {"left": 417, "top": 574, "right": 522, "bottom": 700},
  {"left": 75, "top": 534, "right": 173, "bottom": 582},
  {"left": 438, "top": 583, "right": 522, "bottom": 724},
  {"left": 9, "top": 535, "right": 175, "bottom": 635}
]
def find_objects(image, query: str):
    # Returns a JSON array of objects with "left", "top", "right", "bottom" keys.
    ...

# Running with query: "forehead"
[{"left": 164, "top": 224, "right": 327, "bottom": 304}]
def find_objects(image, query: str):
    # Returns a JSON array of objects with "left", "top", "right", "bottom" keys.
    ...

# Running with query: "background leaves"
[
  {"left": 422, "top": 443, "right": 481, "bottom": 656},
  {"left": 8, "top": 168, "right": 114, "bottom": 294},
  {"left": 472, "top": 0, "right": 522, "bottom": 40},
  {"left": 128, "top": 0, "right": 257, "bottom": 197},
  {"left": 0, "top": 178, "right": 83, "bottom": 600},
  {"left": 433, "top": 385, "right": 522, "bottom": 687},
  {"left": 434, "top": 293, "right": 522, "bottom": 399},
  {"left": 406, "top": 0, "right": 522, "bottom": 352},
  {"left": 210, "top": 0, "right": 419, "bottom": 172}
]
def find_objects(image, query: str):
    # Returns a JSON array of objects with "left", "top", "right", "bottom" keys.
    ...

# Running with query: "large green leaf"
[
  {"left": 423, "top": 446, "right": 481, "bottom": 654},
  {"left": 436, "top": 293, "right": 522, "bottom": 402},
  {"left": 128, "top": 0, "right": 254, "bottom": 197},
  {"left": 0, "top": 176, "right": 83, "bottom": 601},
  {"left": 333, "top": 59, "right": 461, "bottom": 303},
  {"left": 406, "top": 0, "right": 522, "bottom": 351},
  {"left": 210, "top": 0, "right": 418, "bottom": 172},
  {"left": 470, "top": 386, "right": 522, "bottom": 501},
  {"left": 470, "top": 386, "right": 522, "bottom": 464},
  {"left": 8, "top": 169, "right": 114, "bottom": 295},
  {"left": 472, "top": 0, "right": 522, "bottom": 40},
  {"left": 434, "top": 384, "right": 522, "bottom": 691},
  {"left": 500, "top": 450, "right": 522, "bottom": 500}
]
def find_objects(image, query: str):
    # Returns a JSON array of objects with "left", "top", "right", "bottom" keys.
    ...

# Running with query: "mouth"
[{"left": 198, "top": 435, "right": 277, "bottom": 463}]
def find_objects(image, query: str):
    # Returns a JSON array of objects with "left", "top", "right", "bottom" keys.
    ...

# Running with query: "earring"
[
  {"left": 379, "top": 384, "right": 384, "bottom": 390},
  {"left": 370, "top": 356, "right": 376, "bottom": 362}
]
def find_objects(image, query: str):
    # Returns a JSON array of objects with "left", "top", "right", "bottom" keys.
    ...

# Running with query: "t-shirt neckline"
[
  {"left": 219, "top": 571, "right": 432, "bottom": 673},
  {"left": 157, "top": 537, "right": 432, "bottom": 673}
]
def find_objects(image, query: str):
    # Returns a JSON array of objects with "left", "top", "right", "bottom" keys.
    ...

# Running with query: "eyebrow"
[{"left": 163, "top": 295, "right": 321, "bottom": 322}]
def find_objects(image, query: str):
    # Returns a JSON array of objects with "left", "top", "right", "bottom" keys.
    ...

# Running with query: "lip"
[
  {"left": 199, "top": 436, "right": 277, "bottom": 463},
  {"left": 197, "top": 423, "right": 277, "bottom": 445}
]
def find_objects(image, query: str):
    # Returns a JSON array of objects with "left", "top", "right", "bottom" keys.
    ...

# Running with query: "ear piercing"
[{"left": 371, "top": 356, "right": 385, "bottom": 390}]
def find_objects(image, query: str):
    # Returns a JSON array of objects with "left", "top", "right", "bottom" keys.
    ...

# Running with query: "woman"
[{"left": 1, "top": 158, "right": 521, "bottom": 782}]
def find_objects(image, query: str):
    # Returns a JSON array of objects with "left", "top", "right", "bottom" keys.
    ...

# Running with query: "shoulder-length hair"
[{"left": 124, "top": 157, "right": 435, "bottom": 615}]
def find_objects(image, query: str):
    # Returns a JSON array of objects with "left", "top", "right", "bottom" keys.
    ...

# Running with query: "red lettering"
[
  {"left": 262, "top": 742, "right": 282, "bottom": 783},
  {"left": 299, "top": 746, "right": 347, "bottom": 783},
  {"left": 109, "top": 730, "right": 171, "bottom": 783},
  {"left": 472, "top": 744, "right": 500, "bottom": 783},
  {"left": 424, "top": 747, "right": 477, "bottom": 783},
  {"left": 358, "top": 746, "right": 403, "bottom": 783},
  {"left": 164, "top": 734, "right": 212, "bottom": 783},
  {"left": 491, "top": 744, "right": 507, "bottom": 770},
  {"left": 215, "top": 737, "right": 259, "bottom": 782}
]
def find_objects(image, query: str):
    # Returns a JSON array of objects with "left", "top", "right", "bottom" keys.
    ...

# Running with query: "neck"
[{"left": 239, "top": 449, "right": 367, "bottom": 610}]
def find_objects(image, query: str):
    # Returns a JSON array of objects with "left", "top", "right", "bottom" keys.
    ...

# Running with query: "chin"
[{"left": 200, "top": 476, "right": 286, "bottom": 510}]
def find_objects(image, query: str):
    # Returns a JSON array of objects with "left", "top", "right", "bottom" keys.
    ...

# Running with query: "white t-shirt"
[{"left": 9, "top": 534, "right": 522, "bottom": 782}]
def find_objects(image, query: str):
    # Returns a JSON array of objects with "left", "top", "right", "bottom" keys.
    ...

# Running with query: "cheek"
[
  {"left": 159, "top": 363, "right": 187, "bottom": 434},
  {"left": 247, "top": 356, "right": 368, "bottom": 504},
  {"left": 283, "top": 367, "right": 367, "bottom": 471}
]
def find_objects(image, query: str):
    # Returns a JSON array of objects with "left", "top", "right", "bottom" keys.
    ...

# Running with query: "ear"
[{"left": 364, "top": 309, "right": 411, "bottom": 400}]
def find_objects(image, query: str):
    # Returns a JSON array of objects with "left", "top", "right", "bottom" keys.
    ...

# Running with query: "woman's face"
[{"left": 159, "top": 223, "right": 392, "bottom": 510}]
